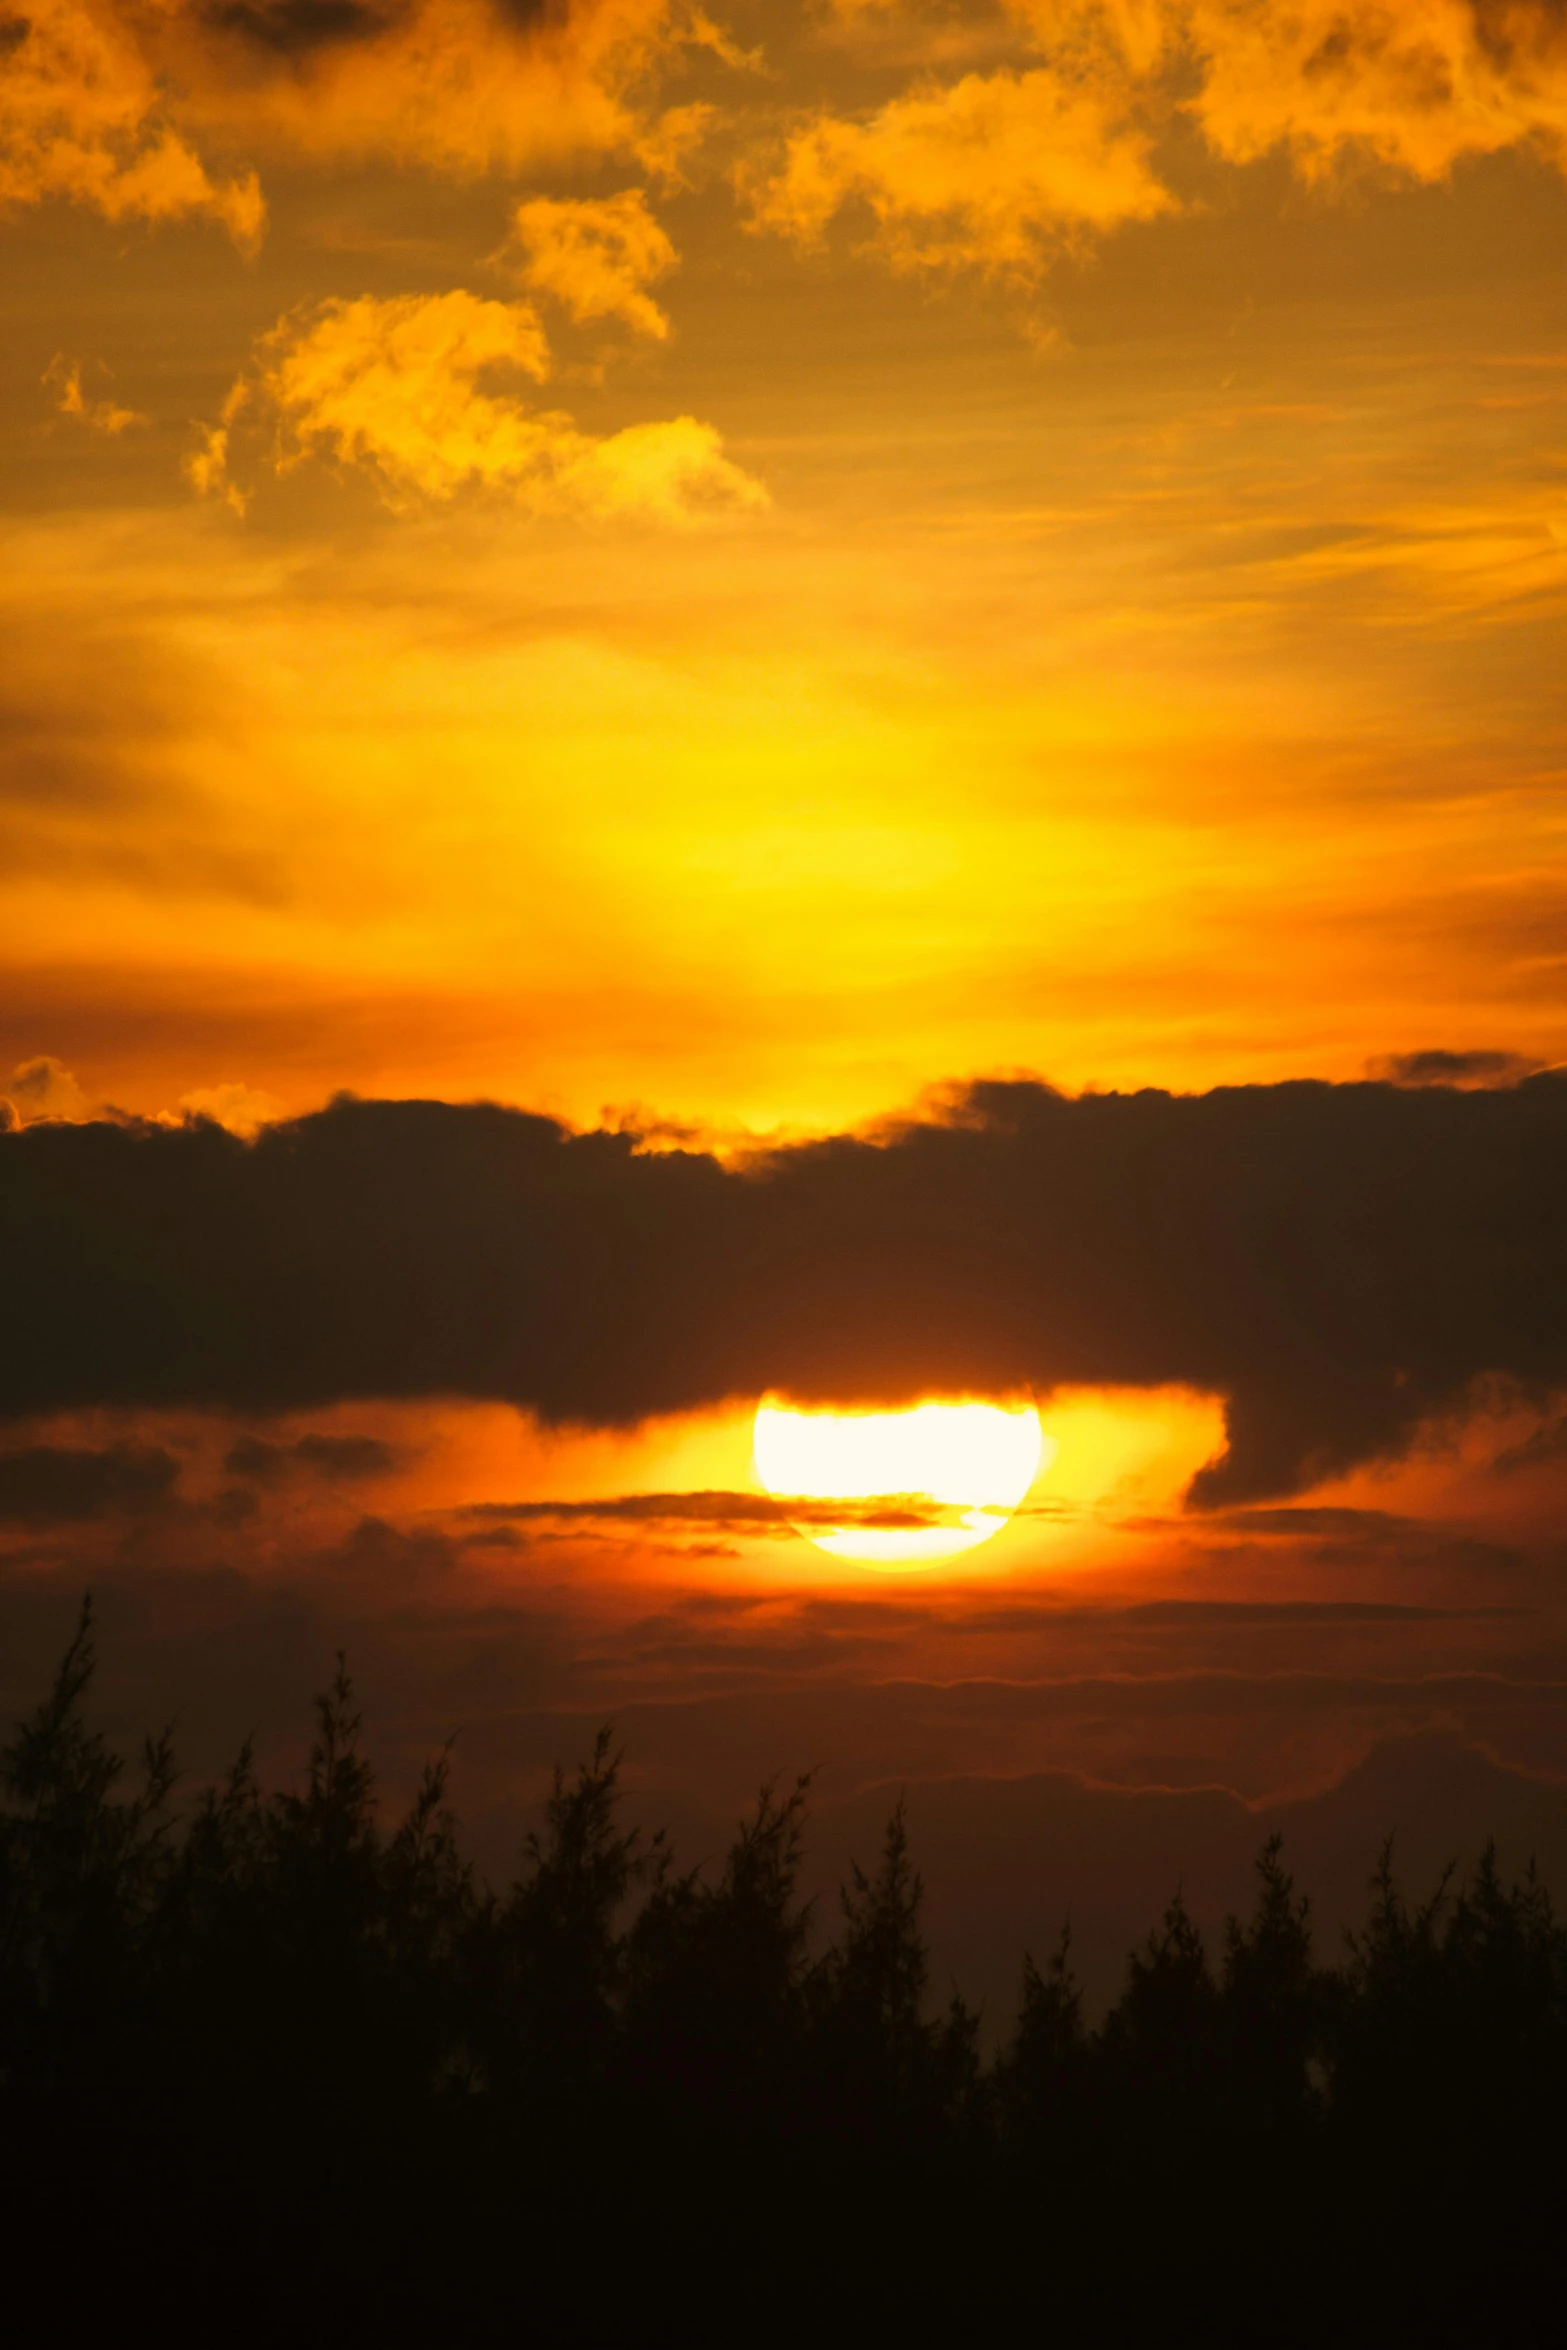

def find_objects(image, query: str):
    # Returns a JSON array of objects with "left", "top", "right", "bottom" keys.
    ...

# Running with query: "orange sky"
[
  {"left": 5, "top": 4, "right": 1567, "bottom": 1974},
  {"left": 3, "top": 0, "right": 1565, "bottom": 1133}
]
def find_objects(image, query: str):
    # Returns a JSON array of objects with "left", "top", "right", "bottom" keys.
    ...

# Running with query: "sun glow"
[{"left": 752, "top": 1398, "right": 1050, "bottom": 1568}]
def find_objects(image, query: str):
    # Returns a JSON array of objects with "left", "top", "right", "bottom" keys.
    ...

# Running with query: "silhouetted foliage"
[{"left": 4, "top": 1607, "right": 1565, "bottom": 2335}]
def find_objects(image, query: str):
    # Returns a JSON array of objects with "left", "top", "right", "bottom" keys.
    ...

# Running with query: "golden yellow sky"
[{"left": 4, "top": 0, "right": 1566, "bottom": 1133}]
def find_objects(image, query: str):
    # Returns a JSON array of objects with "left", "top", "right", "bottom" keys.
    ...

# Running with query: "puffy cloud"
[
  {"left": 193, "top": 289, "right": 766, "bottom": 518},
  {"left": 503, "top": 187, "right": 679, "bottom": 337},
  {"left": 995, "top": 0, "right": 1178, "bottom": 74},
  {"left": 1185, "top": 0, "right": 1567, "bottom": 185},
  {"left": 6, "top": 1076, "right": 1567, "bottom": 1505},
  {"left": 1019, "top": 0, "right": 1567, "bottom": 181},
  {"left": 4, "top": 1055, "right": 94, "bottom": 1123},
  {"left": 750, "top": 1, "right": 1567, "bottom": 283},
  {"left": 151, "top": 0, "right": 707, "bottom": 178},
  {"left": 259, "top": 290, "right": 552, "bottom": 497},
  {"left": 176, "top": 1081, "right": 286, "bottom": 1137},
  {"left": 0, "top": 0, "right": 264, "bottom": 243},
  {"left": 747, "top": 61, "right": 1175, "bottom": 278},
  {"left": 0, "top": 1, "right": 720, "bottom": 246}
]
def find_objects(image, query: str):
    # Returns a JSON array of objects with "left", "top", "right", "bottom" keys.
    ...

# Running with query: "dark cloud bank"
[{"left": 6, "top": 1075, "right": 1567, "bottom": 1503}]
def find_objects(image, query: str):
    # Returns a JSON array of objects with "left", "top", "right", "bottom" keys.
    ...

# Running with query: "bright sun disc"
[{"left": 752, "top": 1399, "right": 1051, "bottom": 1568}]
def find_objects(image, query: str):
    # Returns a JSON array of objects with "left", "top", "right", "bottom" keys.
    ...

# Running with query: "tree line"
[{"left": 2, "top": 1602, "right": 1561, "bottom": 2336}]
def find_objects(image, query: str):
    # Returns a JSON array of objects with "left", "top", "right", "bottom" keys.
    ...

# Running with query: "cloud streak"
[{"left": 0, "top": 1441, "right": 179, "bottom": 1523}]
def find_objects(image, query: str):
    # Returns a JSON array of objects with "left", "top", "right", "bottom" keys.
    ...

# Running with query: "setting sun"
[{"left": 752, "top": 1399, "right": 1050, "bottom": 1568}]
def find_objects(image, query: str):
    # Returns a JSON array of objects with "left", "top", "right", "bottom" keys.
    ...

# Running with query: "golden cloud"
[
  {"left": 0, "top": 0, "right": 263, "bottom": 243},
  {"left": 750, "top": 1, "right": 1567, "bottom": 282},
  {"left": 0, "top": 0, "right": 720, "bottom": 244},
  {"left": 149, "top": 0, "right": 701, "bottom": 176},
  {"left": 173, "top": 1081, "right": 285, "bottom": 1138},
  {"left": 1185, "top": 0, "right": 1567, "bottom": 184},
  {"left": 43, "top": 352, "right": 146, "bottom": 433},
  {"left": 3, "top": 1053, "right": 93, "bottom": 1123},
  {"left": 504, "top": 188, "right": 679, "bottom": 338},
  {"left": 193, "top": 289, "right": 766, "bottom": 520},
  {"left": 746, "top": 61, "right": 1175, "bottom": 278}
]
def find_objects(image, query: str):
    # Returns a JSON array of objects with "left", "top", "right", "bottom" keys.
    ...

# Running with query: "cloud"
[
  {"left": 0, "top": 0, "right": 264, "bottom": 245},
  {"left": 0, "top": 1441, "right": 179, "bottom": 1523},
  {"left": 1489, "top": 1413, "right": 1567, "bottom": 1475},
  {"left": 193, "top": 290, "right": 766, "bottom": 518},
  {"left": 6, "top": 1075, "right": 1567, "bottom": 1505},
  {"left": 458, "top": 1487, "right": 959, "bottom": 1528},
  {"left": 43, "top": 355, "right": 146, "bottom": 435},
  {"left": 0, "top": 1, "right": 717, "bottom": 248},
  {"left": 746, "top": 60, "right": 1175, "bottom": 279},
  {"left": 1185, "top": 0, "right": 1567, "bottom": 186},
  {"left": 1015, "top": 0, "right": 1567, "bottom": 185},
  {"left": 225, "top": 1430, "right": 398, "bottom": 1482},
  {"left": 309, "top": 1511, "right": 457, "bottom": 1595},
  {"left": 4, "top": 1055, "right": 93, "bottom": 1123},
  {"left": 503, "top": 188, "right": 679, "bottom": 338},
  {"left": 1368, "top": 1048, "right": 1545, "bottom": 1088},
  {"left": 747, "top": 2, "right": 1567, "bottom": 286},
  {"left": 158, "top": 0, "right": 710, "bottom": 179},
  {"left": 177, "top": 1082, "right": 287, "bottom": 1138}
]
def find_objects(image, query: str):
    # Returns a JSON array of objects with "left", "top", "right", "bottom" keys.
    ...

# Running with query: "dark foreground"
[{"left": 2, "top": 1606, "right": 1561, "bottom": 2340}]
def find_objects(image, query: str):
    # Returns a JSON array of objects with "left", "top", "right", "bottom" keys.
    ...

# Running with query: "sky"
[{"left": 5, "top": 0, "right": 1567, "bottom": 2006}]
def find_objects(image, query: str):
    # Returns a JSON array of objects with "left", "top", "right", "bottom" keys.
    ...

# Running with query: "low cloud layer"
[
  {"left": 0, "top": 1441, "right": 179, "bottom": 1523},
  {"left": 225, "top": 1430, "right": 397, "bottom": 1483},
  {"left": 5, "top": 1074, "right": 1567, "bottom": 1503}
]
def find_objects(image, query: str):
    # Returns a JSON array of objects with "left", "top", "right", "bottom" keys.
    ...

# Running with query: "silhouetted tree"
[
  {"left": 4, "top": 1609, "right": 1567, "bottom": 2334},
  {"left": 999, "top": 1923, "right": 1087, "bottom": 2144}
]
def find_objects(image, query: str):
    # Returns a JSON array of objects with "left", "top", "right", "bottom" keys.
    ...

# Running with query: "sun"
[{"left": 752, "top": 1398, "right": 1051, "bottom": 1568}]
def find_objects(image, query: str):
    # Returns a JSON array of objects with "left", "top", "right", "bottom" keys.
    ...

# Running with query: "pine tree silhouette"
[{"left": 4, "top": 1606, "right": 1567, "bottom": 2334}]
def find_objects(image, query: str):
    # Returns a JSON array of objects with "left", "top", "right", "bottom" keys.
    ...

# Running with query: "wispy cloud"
[{"left": 43, "top": 355, "right": 146, "bottom": 436}]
